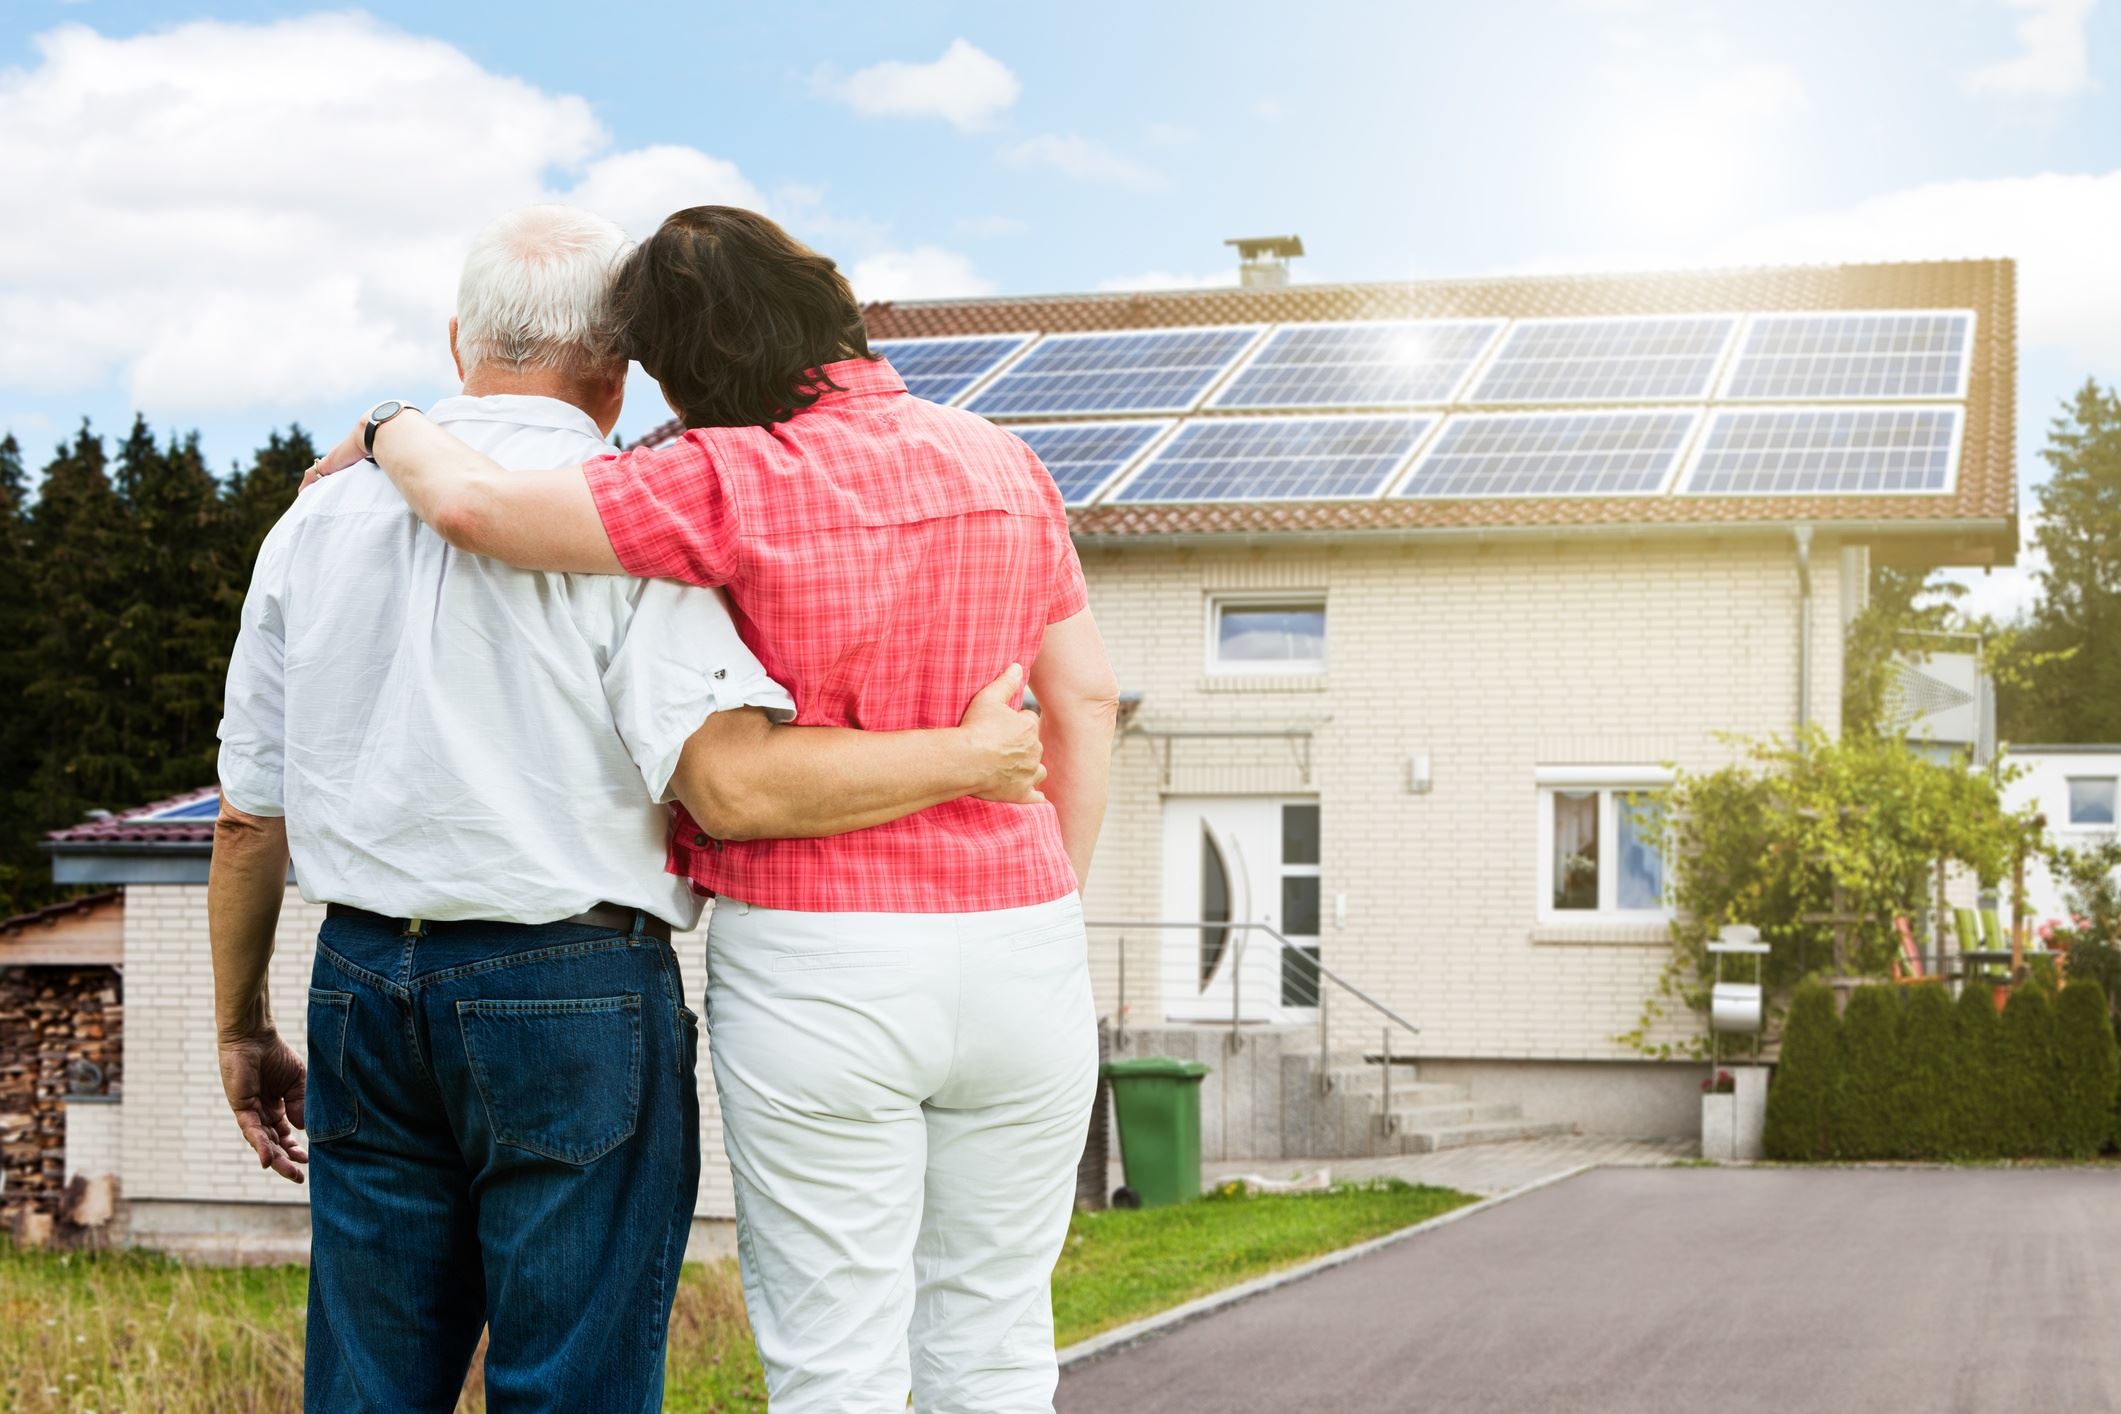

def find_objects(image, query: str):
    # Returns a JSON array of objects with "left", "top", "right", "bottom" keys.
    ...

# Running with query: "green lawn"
[{"left": 2, "top": 1180, "right": 1472, "bottom": 1413}]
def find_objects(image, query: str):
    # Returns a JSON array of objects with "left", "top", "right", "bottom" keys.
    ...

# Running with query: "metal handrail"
[{"left": 1086, "top": 919, "right": 1419, "bottom": 1093}]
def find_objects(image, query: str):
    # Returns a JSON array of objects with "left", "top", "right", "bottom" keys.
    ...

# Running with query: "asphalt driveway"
[{"left": 1057, "top": 1166, "right": 2121, "bottom": 1414}]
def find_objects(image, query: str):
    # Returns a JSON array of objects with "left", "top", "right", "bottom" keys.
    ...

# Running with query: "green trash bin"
[{"left": 1101, "top": 1056, "right": 1210, "bottom": 1208}]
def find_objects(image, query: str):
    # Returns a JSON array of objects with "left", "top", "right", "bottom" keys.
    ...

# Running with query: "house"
[
  {"left": 2003, "top": 747, "right": 2121, "bottom": 926},
  {"left": 41, "top": 250, "right": 2015, "bottom": 1248}
]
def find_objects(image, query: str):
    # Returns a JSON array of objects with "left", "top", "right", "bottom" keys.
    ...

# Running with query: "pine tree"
[
  {"left": 0, "top": 436, "right": 39, "bottom": 911},
  {"left": 1893, "top": 982, "right": 1956, "bottom": 1158},
  {"left": 223, "top": 426, "right": 313, "bottom": 572},
  {"left": 1951, "top": 983, "right": 2005, "bottom": 1159},
  {"left": 2004, "top": 380, "right": 2121, "bottom": 741},
  {"left": 1998, "top": 981, "right": 2059, "bottom": 1156},
  {"left": 1765, "top": 981, "right": 1839, "bottom": 1160},
  {"left": 2052, "top": 981, "right": 2119, "bottom": 1158},
  {"left": 1833, "top": 985, "right": 1902, "bottom": 1159}
]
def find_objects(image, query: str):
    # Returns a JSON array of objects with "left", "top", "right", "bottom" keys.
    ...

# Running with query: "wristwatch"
[{"left": 362, "top": 400, "right": 419, "bottom": 458}]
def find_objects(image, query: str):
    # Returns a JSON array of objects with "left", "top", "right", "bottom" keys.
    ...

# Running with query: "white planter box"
[{"left": 1700, "top": 1066, "right": 1767, "bottom": 1162}]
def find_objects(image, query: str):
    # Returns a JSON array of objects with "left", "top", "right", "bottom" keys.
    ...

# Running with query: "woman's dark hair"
[{"left": 603, "top": 206, "right": 874, "bottom": 428}]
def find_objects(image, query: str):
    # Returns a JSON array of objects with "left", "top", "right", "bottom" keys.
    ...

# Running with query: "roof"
[
  {"left": 0, "top": 890, "right": 123, "bottom": 967},
  {"left": 0, "top": 890, "right": 122, "bottom": 935},
  {"left": 839, "top": 258, "right": 2013, "bottom": 557},
  {"left": 46, "top": 786, "right": 219, "bottom": 849}
]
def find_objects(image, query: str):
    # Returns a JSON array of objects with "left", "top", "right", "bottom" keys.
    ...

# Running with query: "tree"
[
  {"left": 1997, "top": 980, "right": 2058, "bottom": 1156},
  {"left": 1894, "top": 982, "right": 1957, "bottom": 1158},
  {"left": 2051, "top": 981, "right": 2119, "bottom": 1158},
  {"left": 1833, "top": 985, "right": 1902, "bottom": 1159},
  {"left": 2002, "top": 380, "right": 2121, "bottom": 742},
  {"left": 1764, "top": 981, "right": 1838, "bottom": 1160},
  {"left": 1951, "top": 982, "right": 2006, "bottom": 1160}
]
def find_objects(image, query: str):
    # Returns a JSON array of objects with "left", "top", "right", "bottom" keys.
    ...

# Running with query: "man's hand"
[
  {"left": 218, "top": 1025, "right": 310, "bottom": 1183},
  {"left": 959, "top": 664, "right": 1046, "bottom": 804}
]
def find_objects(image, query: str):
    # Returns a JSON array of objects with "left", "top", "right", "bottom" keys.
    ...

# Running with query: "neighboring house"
[
  {"left": 46, "top": 251, "right": 2016, "bottom": 1249},
  {"left": 0, "top": 891, "right": 123, "bottom": 1226},
  {"left": 2003, "top": 747, "right": 2121, "bottom": 927}
]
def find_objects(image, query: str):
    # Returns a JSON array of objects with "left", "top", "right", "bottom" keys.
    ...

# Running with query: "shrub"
[
  {"left": 1997, "top": 981, "right": 2058, "bottom": 1157},
  {"left": 1950, "top": 982, "right": 2005, "bottom": 1160},
  {"left": 2052, "top": 981, "right": 2120, "bottom": 1158},
  {"left": 1765, "top": 981, "right": 1837, "bottom": 1161},
  {"left": 1834, "top": 986, "right": 1902, "bottom": 1160},
  {"left": 1893, "top": 983, "right": 1957, "bottom": 1157}
]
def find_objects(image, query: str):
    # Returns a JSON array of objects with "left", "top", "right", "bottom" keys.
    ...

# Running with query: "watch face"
[{"left": 370, "top": 400, "right": 403, "bottom": 423}]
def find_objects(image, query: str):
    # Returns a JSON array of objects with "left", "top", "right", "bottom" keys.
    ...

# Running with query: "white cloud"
[
  {"left": 1253, "top": 98, "right": 1286, "bottom": 121},
  {"left": 1965, "top": 0, "right": 2097, "bottom": 98},
  {"left": 846, "top": 247, "right": 995, "bottom": 304},
  {"left": 814, "top": 39, "right": 1019, "bottom": 132},
  {"left": 0, "top": 14, "right": 769, "bottom": 418},
  {"left": 1002, "top": 134, "right": 1162, "bottom": 190},
  {"left": 1096, "top": 269, "right": 1242, "bottom": 293}
]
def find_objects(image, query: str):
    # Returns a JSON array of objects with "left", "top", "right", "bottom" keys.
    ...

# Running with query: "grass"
[{"left": 2, "top": 1180, "right": 1473, "bottom": 1413}]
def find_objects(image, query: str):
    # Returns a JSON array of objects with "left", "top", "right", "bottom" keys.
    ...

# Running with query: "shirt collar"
[
  {"left": 811, "top": 357, "right": 907, "bottom": 401},
  {"left": 428, "top": 394, "right": 609, "bottom": 441}
]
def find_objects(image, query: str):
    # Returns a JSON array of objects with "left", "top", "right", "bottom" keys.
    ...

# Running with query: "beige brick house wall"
[
  {"left": 120, "top": 886, "right": 738, "bottom": 1219},
  {"left": 1075, "top": 531, "right": 1848, "bottom": 1064}
]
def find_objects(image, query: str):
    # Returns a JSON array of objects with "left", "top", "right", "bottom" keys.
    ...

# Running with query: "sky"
[{"left": 2, "top": 0, "right": 2116, "bottom": 618}]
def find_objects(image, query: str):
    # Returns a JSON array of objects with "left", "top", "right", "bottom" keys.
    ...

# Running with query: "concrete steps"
[{"left": 1400, "top": 1118, "right": 1578, "bottom": 1154}]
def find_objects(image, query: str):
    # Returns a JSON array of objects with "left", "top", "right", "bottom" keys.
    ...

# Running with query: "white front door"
[{"left": 1159, "top": 798, "right": 1322, "bottom": 1025}]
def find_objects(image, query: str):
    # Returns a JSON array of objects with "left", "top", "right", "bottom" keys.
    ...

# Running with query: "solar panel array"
[
  {"left": 1208, "top": 320, "right": 1503, "bottom": 410},
  {"left": 1719, "top": 312, "right": 1972, "bottom": 400},
  {"left": 1399, "top": 411, "right": 1698, "bottom": 500},
  {"left": 1115, "top": 416, "right": 1435, "bottom": 504},
  {"left": 873, "top": 306, "right": 1977, "bottom": 505},
  {"left": 1681, "top": 407, "right": 1963, "bottom": 496},
  {"left": 1011, "top": 421, "right": 1173, "bottom": 505},
  {"left": 1468, "top": 315, "right": 1738, "bottom": 403},
  {"left": 964, "top": 327, "right": 1265, "bottom": 417},
  {"left": 872, "top": 334, "right": 1033, "bottom": 404}
]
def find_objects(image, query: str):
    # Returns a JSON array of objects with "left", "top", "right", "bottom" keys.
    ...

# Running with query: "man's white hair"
[{"left": 455, "top": 204, "right": 630, "bottom": 376}]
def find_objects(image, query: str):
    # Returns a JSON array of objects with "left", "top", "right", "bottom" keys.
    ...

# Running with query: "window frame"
[
  {"left": 1535, "top": 767, "right": 1675, "bottom": 926},
  {"left": 2066, "top": 775, "right": 2119, "bottom": 828},
  {"left": 1204, "top": 592, "right": 1328, "bottom": 677}
]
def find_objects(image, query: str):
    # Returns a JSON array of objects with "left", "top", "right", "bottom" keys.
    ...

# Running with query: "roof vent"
[{"left": 1225, "top": 234, "right": 1304, "bottom": 289}]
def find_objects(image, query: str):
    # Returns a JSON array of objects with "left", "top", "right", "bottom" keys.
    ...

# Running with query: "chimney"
[{"left": 1225, "top": 234, "right": 1304, "bottom": 289}]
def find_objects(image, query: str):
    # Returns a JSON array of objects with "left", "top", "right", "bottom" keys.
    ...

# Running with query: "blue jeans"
[{"left": 303, "top": 909, "right": 700, "bottom": 1413}]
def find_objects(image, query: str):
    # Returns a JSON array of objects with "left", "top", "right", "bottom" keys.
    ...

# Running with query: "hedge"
[{"left": 1764, "top": 979, "right": 2120, "bottom": 1161}]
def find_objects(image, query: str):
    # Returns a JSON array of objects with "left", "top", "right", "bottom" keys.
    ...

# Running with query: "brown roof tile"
[{"left": 45, "top": 787, "right": 218, "bottom": 847}]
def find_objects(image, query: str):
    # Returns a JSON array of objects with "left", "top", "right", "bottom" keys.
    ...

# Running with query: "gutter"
[
  {"left": 1793, "top": 525, "right": 1815, "bottom": 743},
  {"left": 1070, "top": 516, "right": 2014, "bottom": 557}
]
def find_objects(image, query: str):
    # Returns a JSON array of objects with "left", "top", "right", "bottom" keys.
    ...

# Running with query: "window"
[
  {"left": 1208, "top": 597, "right": 1325, "bottom": 674},
  {"left": 2067, "top": 777, "right": 2118, "bottom": 827},
  {"left": 1536, "top": 771, "right": 1673, "bottom": 923},
  {"left": 1278, "top": 803, "right": 1322, "bottom": 1006}
]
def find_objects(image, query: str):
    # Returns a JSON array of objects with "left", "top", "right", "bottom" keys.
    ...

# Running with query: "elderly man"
[{"left": 207, "top": 205, "right": 1044, "bottom": 1413}]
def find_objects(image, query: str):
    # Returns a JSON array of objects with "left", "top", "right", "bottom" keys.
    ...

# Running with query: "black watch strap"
[{"left": 363, "top": 400, "right": 417, "bottom": 457}]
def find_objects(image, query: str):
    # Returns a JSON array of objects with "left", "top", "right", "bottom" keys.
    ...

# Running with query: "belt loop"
[
  {"left": 402, "top": 917, "right": 426, "bottom": 938},
  {"left": 632, "top": 910, "right": 647, "bottom": 941}
]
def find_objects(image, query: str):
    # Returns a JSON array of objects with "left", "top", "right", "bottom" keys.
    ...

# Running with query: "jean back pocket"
[
  {"left": 458, "top": 994, "right": 642, "bottom": 1165},
  {"left": 305, "top": 988, "right": 358, "bottom": 1143}
]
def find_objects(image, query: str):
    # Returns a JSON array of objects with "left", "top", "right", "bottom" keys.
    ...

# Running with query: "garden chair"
[
  {"left": 1890, "top": 915, "right": 1934, "bottom": 985},
  {"left": 1956, "top": 906, "right": 2009, "bottom": 981}
]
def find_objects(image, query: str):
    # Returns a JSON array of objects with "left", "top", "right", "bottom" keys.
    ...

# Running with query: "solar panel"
[
  {"left": 1467, "top": 315, "right": 1738, "bottom": 403},
  {"left": 1206, "top": 319, "right": 1505, "bottom": 410},
  {"left": 963, "top": 325, "right": 1265, "bottom": 418},
  {"left": 872, "top": 333, "right": 1035, "bottom": 404},
  {"left": 1679, "top": 405, "right": 1963, "bottom": 496},
  {"left": 1396, "top": 409, "right": 1698, "bottom": 499},
  {"left": 1719, "top": 311, "right": 1974, "bottom": 400},
  {"left": 141, "top": 794, "right": 222, "bottom": 820},
  {"left": 1109, "top": 415, "right": 1435, "bottom": 504},
  {"left": 1011, "top": 420, "right": 1174, "bottom": 505}
]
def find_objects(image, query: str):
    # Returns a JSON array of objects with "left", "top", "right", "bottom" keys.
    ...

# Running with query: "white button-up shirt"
[{"left": 216, "top": 394, "right": 793, "bottom": 927}]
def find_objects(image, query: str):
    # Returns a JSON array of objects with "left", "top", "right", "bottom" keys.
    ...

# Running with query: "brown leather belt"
[{"left": 325, "top": 901, "right": 673, "bottom": 943}]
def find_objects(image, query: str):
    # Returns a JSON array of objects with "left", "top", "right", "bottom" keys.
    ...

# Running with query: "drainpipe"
[{"left": 1793, "top": 525, "right": 1814, "bottom": 747}]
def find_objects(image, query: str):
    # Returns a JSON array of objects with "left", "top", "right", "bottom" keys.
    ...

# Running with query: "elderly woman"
[{"left": 313, "top": 205, "right": 1120, "bottom": 1412}]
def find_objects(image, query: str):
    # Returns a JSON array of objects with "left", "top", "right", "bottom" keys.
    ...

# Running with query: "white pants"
[{"left": 705, "top": 893, "right": 1099, "bottom": 1413}]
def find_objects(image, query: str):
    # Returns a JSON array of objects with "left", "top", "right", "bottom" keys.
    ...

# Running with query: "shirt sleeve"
[
  {"left": 602, "top": 579, "right": 796, "bottom": 804},
  {"left": 581, "top": 435, "right": 743, "bottom": 588},
  {"left": 1049, "top": 523, "right": 1089, "bottom": 624},
  {"left": 215, "top": 517, "right": 299, "bottom": 817}
]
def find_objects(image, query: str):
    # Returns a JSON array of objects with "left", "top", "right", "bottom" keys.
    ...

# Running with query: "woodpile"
[{"left": 0, "top": 964, "right": 122, "bottom": 1224}]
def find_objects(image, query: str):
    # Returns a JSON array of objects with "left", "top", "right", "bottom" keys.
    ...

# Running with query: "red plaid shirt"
[{"left": 583, "top": 357, "right": 1087, "bottom": 912}]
